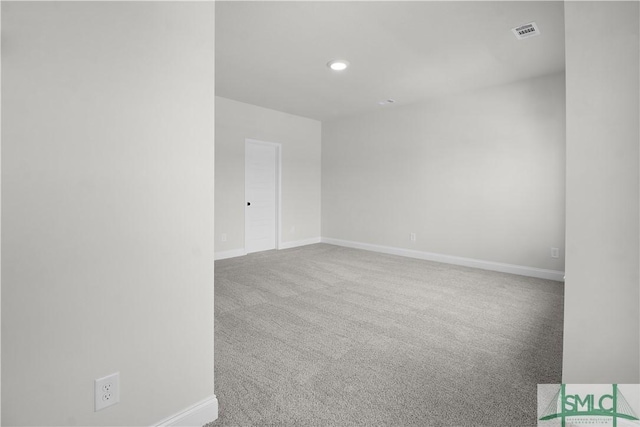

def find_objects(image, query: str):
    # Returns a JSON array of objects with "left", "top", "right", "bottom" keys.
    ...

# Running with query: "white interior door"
[{"left": 245, "top": 140, "right": 278, "bottom": 254}]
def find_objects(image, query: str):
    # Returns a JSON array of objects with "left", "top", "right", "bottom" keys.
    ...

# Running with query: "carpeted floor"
[{"left": 209, "top": 243, "right": 563, "bottom": 426}]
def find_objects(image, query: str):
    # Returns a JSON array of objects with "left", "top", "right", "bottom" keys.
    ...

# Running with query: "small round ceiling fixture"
[{"left": 327, "top": 59, "right": 349, "bottom": 71}]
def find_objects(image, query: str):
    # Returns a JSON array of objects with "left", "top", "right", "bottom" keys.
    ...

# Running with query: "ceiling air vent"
[{"left": 512, "top": 22, "right": 540, "bottom": 40}]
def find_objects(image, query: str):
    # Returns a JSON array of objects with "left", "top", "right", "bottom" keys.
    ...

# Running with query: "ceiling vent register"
[{"left": 512, "top": 22, "right": 540, "bottom": 40}]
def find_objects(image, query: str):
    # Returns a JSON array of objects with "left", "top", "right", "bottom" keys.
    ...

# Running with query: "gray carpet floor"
[{"left": 209, "top": 243, "right": 563, "bottom": 426}]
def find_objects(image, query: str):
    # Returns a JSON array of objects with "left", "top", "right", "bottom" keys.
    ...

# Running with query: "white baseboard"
[
  {"left": 215, "top": 237, "right": 321, "bottom": 260},
  {"left": 154, "top": 395, "right": 218, "bottom": 427},
  {"left": 215, "top": 248, "right": 246, "bottom": 261},
  {"left": 279, "top": 237, "right": 321, "bottom": 250},
  {"left": 321, "top": 237, "right": 565, "bottom": 282}
]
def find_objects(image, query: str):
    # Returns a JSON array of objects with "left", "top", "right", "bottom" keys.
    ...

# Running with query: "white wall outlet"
[
  {"left": 221, "top": 233, "right": 227, "bottom": 242},
  {"left": 95, "top": 372, "right": 120, "bottom": 411},
  {"left": 551, "top": 247, "right": 560, "bottom": 258},
  {"left": 410, "top": 233, "right": 417, "bottom": 242}
]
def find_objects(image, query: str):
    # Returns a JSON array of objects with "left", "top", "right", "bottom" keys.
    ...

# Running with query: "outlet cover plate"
[{"left": 95, "top": 372, "right": 120, "bottom": 411}]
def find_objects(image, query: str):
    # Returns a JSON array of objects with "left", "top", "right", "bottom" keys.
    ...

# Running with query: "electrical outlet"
[
  {"left": 410, "top": 233, "right": 417, "bottom": 242},
  {"left": 95, "top": 372, "right": 119, "bottom": 411},
  {"left": 551, "top": 247, "right": 559, "bottom": 259},
  {"left": 221, "top": 233, "right": 227, "bottom": 242}
]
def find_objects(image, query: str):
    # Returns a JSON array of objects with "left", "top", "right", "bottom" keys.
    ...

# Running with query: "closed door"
[{"left": 245, "top": 140, "right": 278, "bottom": 253}]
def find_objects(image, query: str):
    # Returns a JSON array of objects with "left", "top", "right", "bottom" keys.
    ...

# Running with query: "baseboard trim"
[
  {"left": 215, "top": 248, "right": 246, "bottom": 261},
  {"left": 215, "top": 238, "right": 322, "bottom": 260},
  {"left": 154, "top": 395, "right": 218, "bottom": 427},
  {"left": 279, "top": 237, "right": 321, "bottom": 250},
  {"left": 321, "top": 237, "right": 565, "bottom": 282}
]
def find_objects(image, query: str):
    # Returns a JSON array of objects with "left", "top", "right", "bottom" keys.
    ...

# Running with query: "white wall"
[
  {"left": 215, "top": 96, "right": 321, "bottom": 256},
  {"left": 563, "top": 1, "right": 639, "bottom": 383},
  {"left": 322, "top": 73, "right": 566, "bottom": 273},
  {"left": 1, "top": 2, "right": 216, "bottom": 425}
]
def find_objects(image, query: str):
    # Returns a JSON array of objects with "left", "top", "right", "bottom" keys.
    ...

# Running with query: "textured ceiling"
[{"left": 216, "top": 1, "right": 565, "bottom": 121}]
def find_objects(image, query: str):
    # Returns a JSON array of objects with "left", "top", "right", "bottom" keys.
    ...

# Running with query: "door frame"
[{"left": 244, "top": 138, "right": 282, "bottom": 252}]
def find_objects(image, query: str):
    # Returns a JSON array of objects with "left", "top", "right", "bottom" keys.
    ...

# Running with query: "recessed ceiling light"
[{"left": 327, "top": 59, "right": 349, "bottom": 71}]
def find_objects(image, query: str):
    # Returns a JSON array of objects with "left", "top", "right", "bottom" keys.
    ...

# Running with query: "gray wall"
[
  {"left": 215, "top": 96, "right": 321, "bottom": 256},
  {"left": 563, "top": 1, "right": 639, "bottom": 383},
  {"left": 1, "top": 2, "right": 215, "bottom": 425},
  {"left": 322, "top": 73, "right": 566, "bottom": 272}
]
